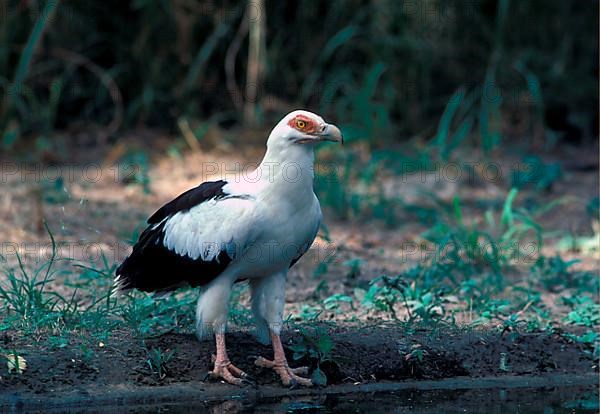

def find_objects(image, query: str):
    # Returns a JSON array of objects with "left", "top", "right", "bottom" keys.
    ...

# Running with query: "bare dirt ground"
[
  {"left": 0, "top": 131, "right": 598, "bottom": 401},
  {"left": 1, "top": 324, "right": 596, "bottom": 394}
]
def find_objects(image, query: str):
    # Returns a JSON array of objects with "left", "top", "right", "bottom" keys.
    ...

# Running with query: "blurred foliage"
[
  {"left": 0, "top": 0, "right": 597, "bottom": 149},
  {"left": 511, "top": 155, "right": 562, "bottom": 192}
]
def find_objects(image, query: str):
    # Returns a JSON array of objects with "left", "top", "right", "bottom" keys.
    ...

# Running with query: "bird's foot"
[
  {"left": 255, "top": 356, "right": 312, "bottom": 387},
  {"left": 207, "top": 355, "right": 254, "bottom": 386}
]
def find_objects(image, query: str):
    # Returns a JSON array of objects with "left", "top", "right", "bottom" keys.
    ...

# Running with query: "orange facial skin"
[{"left": 288, "top": 114, "right": 319, "bottom": 134}]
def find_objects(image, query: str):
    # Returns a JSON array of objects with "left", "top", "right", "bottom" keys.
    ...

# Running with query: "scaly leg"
[
  {"left": 207, "top": 332, "right": 252, "bottom": 385},
  {"left": 255, "top": 331, "right": 312, "bottom": 387}
]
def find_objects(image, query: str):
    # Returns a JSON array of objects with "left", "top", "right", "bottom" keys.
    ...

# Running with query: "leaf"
[
  {"left": 501, "top": 188, "right": 518, "bottom": 227},
  {"left": 311, "top": 367, "right": 327, "bottom": 386},
  {"left": 353, "top": 287, "right": 367, "bottom": 302},
  {"left": 421, "top": 292, "right": 433, "bottom": 306},
  {"left": 445, "top": 116, "right": 473, "bottom": 158},
  {"left": 452, "top": 195, "right": 464, "bottom": 227},
  {"left": 323, "top": 294, "right": 354, "bottom": 310},
  {"left": 435, "top": 89, "right": 465, "bottom": 159},
  {"left": 362, "top": 284, "right": 382, "bottom": 307},
  {"left": 317, "top": 335, "right": 334, "bottom": 356}
]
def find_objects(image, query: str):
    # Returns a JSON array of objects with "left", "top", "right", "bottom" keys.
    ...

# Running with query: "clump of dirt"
[{"left": 0, "top": 324, "right": 596, "bottom": 395}]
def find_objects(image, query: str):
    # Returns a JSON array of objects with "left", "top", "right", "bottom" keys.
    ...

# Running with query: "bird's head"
[{"left": 267, "top": 110, "right": 343, "bottom": 148}]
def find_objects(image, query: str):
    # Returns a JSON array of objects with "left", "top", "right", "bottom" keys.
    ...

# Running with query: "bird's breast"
[{"left": 235, "top": 193, "right": 321, "bottom": 277}]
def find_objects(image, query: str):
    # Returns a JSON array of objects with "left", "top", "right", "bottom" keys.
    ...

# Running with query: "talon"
[
  {"left": 241, "top": 371, "right": 256, "bottom": 381},
  {"left": 208, "top": 357, "right": 251, "bottom": 386},
  {"left": 255, "top": 331, "right": 314, "bottom": 387},
  {"left": 255, "top": 356, "right": 313, "bottom": 387}
]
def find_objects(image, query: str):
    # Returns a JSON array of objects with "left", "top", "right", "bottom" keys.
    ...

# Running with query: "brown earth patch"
[{"left": 1, "top": 324, "right": 596, "bottom": 395}]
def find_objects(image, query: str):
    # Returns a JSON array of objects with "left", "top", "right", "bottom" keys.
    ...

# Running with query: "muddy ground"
[{"left": 1, "top": 324, "right": 596, "bottom": 395}]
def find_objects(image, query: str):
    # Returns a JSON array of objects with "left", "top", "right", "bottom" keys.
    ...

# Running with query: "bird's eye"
[{"left": 296, "top": 120, "right": 306, "bottom": 129}]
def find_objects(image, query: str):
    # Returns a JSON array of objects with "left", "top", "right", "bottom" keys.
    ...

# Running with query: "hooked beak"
[
  {"left": 314, "top": 123, "right": 343, "bottom": 144},
  {"left": 318, "top": 124, "right": 344, "bottom": 144}
]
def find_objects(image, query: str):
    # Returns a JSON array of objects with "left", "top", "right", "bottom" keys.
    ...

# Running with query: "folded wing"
[{"left": 115, "top": 180, "right": 260, "bottom": 292}]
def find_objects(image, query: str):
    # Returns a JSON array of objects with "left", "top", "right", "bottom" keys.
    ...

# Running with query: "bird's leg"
[
  {"left": 255, "top": 331, "right": 312, "bottom": 387},
  {"left": 207, "top": 332, "right": 251, "bottom": 385}
]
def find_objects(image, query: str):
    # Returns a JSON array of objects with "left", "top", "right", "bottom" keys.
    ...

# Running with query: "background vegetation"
[{"left": 1, "top": 0, "right": 597, "bottom": 150}]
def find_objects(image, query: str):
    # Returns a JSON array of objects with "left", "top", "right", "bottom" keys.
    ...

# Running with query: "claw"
[
  {"left": 241, "top": 372, "right": 256, "bottom": 382},
  {"left": 255, "top": 357, "right": 313, "bottom": 387},
  {"left": 208, "top": 333, "right": 253, "bottom": 386},
  {"left": 207, "top": 360, "right": 252, "bottom": 386}
]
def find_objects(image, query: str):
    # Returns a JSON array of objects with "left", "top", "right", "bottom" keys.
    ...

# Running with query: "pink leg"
[
  {"left": 207, "top": 332, "right": 251, "bottom": 385},
  {"left": 255, "top": 331, "right": 312, "bottom": 387}
]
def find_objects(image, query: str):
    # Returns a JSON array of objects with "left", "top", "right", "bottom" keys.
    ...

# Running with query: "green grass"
[
  {"left": 0, "top": 184, "right": 598, "bottom": 379},
  {"left": 293, "top": 185, "right": 599, "bottom": 352},
  {"left": 145, "top": 346, "right": 176, "bottom": 380}
]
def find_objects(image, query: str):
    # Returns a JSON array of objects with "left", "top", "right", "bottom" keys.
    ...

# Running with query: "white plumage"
[
  {"left": 115, "top": 110, "right": 342, "bottom": 386},
  {"left": 162, "top": 196, "right": 258, "bottom": 262}
]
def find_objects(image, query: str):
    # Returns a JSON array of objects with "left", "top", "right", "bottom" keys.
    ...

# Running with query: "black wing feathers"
[
  {"left": 116, "top": 180, "right": 232, "bottom": 292},
  {"left": 148, "top": 180, "right": 227, "bottom": 224}
]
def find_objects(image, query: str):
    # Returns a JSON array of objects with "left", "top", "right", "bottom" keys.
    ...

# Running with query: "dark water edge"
[
  {"left": 127, "top": 386, "right": 598, "bottom": 413},
  {"left": 4, "top": 376, "right": 597, "bottom": 413}
]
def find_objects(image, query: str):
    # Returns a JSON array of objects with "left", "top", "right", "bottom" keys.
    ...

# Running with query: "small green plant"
[
  {"left": 311, "top": 280, "right": 329, "bottom": 300},
  {"left": 472, "top": 299, "right": 512, "bottom": 326},
  {"left": 531, "top": 256, "right": 598, "bottom": 292},
  {"left": 562, "top": 296, "right": 600, "bottom": 328},
  {"left": 322, "top": 293, "right": 354, "bottom": 313},
  {"left": 0, "top": 224, "right": 70, "bottom": 334},
  {"left": 121, "top": 292, "right": 196, "bottom": 337},
  {"left": 406, "top": 344, "right": 427, "bottom": 363},
  {"left": 360, "top": 281, "right": 400, "bottom": 318},
  {"left": 293, "top": 305, "right": 323, "bottom": 322},
  {"left": 289, "top": 326, "right": 335, "bottom": 386},
  {"left": 342, "top": 258, "right": 365, "bottom": 281},
  {"left": 422, "top": 189, "right": 551, "bottom": 281},
  {"left": 146, "top": 347, "right": 175, "bottom": 380},
  {"left": 358, "top": 271, "right": 442, "bottom": 323}
]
